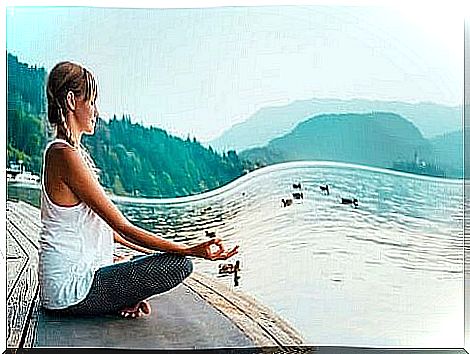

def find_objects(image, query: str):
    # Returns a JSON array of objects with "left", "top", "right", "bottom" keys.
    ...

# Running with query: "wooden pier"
[{"left": 6, "top": 200, "right": 305, "bottom": 349}]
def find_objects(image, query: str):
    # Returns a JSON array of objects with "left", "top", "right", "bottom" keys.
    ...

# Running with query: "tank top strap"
[{"left": 45, "top": 138, "right": 74, "bottom": 151}]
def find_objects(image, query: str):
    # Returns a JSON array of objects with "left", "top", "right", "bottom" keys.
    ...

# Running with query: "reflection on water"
[
  {"left": 7, "top": 184, "right": 41, "bottom": 208},
  {"left": 114, "top": 162, "right": 464, "bottom": 347}
]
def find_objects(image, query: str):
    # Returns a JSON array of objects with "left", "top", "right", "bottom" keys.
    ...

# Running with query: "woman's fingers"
[
  {"left": 227, "top": 245, "right": 239, "bottom": 257},
  {"left": 205, "top": 243, "right": 223, "bottom": 260},
  {"left": 193, "top": 238, "right": 238, "bottom": 260},
  {"left": 210, "top": 245, "right": 226, "bottom": 260},
  {"left": 201, "top": 238, "right": 224, "bottom": 257},
  {"left": 212, "top": 245, "right": 239, "bottom": 260},
  {"left": 223, "top": 245, "right": 239, "bottom": 259}
]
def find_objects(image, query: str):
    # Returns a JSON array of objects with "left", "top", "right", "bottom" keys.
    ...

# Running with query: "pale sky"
[{"left": 5, "top": 2, "right": 465, "bottom": 142}]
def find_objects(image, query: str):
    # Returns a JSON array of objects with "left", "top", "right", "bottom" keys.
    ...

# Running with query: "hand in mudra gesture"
[{"left": 187, "top": 238, "right": 239, "bottom": 260}]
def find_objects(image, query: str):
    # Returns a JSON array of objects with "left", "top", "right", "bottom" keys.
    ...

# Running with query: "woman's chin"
[{"left": 84, "top": 127, "right": 95, "bottom": 135}]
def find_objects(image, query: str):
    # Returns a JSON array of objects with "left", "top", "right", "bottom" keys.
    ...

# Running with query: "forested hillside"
[
  {"left": 7, "top": 53, "right": 48, "bottom": 174},
  {"left": 84, "top": 116, "right": 249, "bottom": 197}
]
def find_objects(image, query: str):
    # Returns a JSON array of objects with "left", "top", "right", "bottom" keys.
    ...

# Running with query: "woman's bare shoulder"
[
  {"left": 47, "top": 142, "right": 78, "bottom": 160},
  {"left": 45, "top": 143, "right": 82, "bottom": 178}
]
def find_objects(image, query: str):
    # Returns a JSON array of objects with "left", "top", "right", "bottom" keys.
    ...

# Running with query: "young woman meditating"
[{"left": 39, "top": 61, "right": 238, "bottom": 318}]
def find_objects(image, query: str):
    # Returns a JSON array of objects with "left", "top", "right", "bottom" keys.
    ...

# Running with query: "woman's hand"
[{"left": 186, "top": 238, "right": 239, "bottom": 260}]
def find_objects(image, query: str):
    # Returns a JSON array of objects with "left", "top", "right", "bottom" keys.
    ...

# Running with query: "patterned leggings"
[{"left": 48, "top": 253, "right": 193, "bottom": 316}]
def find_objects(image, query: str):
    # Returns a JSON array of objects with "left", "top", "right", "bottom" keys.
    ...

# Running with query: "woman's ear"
[{"left": 66, "top": 91, "right": 76, "bottom": 111}]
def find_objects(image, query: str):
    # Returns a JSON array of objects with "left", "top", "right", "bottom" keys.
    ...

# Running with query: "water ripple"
[{"left": 115, "top": 161, "right": 463, "bottom": 346}]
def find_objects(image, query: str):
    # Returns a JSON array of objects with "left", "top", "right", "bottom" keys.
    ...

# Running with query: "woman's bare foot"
[
  {"left": 119, "top": 300, "right": 151, "bottom": 318},
  {"left": 139, "top": 300, "right": 151, "bottom": 315}
]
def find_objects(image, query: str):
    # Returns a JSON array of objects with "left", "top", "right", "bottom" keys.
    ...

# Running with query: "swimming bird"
[
  {"left": 341, "top": 197, "right": 358, "bottom": 208},
  {"left": 281, "top": 198, "right": 293, "bottom": 207},
  {"left": 319, "top": 184, "right": 329, "bottom": 195},
  {"left": 205, "top": 230, "right": 216, "bottom": 238},
  {"left": 292, "top": 192, "right": 303, "bottom": 200}
]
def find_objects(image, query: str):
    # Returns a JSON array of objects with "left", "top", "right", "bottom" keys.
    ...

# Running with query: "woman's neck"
[
  {"left": 62, "top": 113, "right": 83, "bottom": 146},
  {"left": 56, "top": 131, "right": 82, "bottom": 146}
]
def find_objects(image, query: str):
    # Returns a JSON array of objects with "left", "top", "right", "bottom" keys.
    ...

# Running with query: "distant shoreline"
[{"left": 7, "top": 160, "right": 463, "bottom": 209}]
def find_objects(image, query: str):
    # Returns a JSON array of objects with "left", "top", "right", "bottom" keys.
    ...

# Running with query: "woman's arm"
[
  {"left": 55, "top": 145, "right": 237, "bottom": 260},
  {"left": 114, "top": 231, "right": 154, "bottom": 254}
]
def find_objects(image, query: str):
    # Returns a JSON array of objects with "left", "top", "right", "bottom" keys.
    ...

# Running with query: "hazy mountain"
[
  {"left": 240, "top": 112, "right": 441, "bottom": 174},
  {"left": 429, "top": 130, "right": 464, "bottom": 177},
  {"left": 209, "top": 98, "right": 461, "bottom": 152}
]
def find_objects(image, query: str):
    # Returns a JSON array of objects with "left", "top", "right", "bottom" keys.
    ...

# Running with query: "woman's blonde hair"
[
  {"left": 46, "top": 61, "right": 100, "bottom": 178},
  {"left": 47, "top": 61, "right": 97, "bottom": 145}
]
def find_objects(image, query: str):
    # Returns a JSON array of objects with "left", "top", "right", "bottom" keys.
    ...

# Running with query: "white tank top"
[{"left": 38, "top": 138, "right": 114, "bottom": 309}]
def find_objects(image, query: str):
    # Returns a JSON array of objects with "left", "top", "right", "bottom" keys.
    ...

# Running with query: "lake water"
[
  {"left": 111, "top": 161, "right": 464, "bottom": 348},
  {"left": 7, "top": 184, "right": 41, "bottom": 208}
]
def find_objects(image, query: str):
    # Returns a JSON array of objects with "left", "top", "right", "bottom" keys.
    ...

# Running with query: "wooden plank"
[
  {"left": 7, "top": 258, "right": 25, "bottom": 292},
  {"left": 18, "top": 200, "right": 41, "bottom": 214},
  {"left": 8, "top": 202, "right": 41, "bottom": 236},
  {"left": 6, "top": 218, "right": 37, "bottom": 298},
  {"left": 7, "top": 227, "right": 27, "bottom": 293},
  {"left": 8, "top": 202, "right": 42, "bottom": 348},
  {"left": 6, "top": 241, "right": 28, "bottom": 300},
  {"left": 20, "top": 286, "right": 41, "bottom": 348},
  {"left": 8, "top": 208, "right": 40, "bottom": 248},
  {"left": 6, "top": 210, "right": 40, "bottom": 348},
  {"left": 185, "top": 272, "right": 305, "bottom": 347},
  {"left": 16, "top": 201, "right": 41, "bottom": 224},
  {"left": 7, "top": 264, "right": 38, "bottom": 348}
]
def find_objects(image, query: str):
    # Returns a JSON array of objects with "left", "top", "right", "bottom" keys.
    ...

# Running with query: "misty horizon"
[{"left": 6, "top": 5, "right": 463, "bottom": 142}]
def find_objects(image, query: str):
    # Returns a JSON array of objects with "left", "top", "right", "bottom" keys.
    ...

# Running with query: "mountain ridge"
[
  {"left": 209, "top": 98, "right": 461, "bottom": 152},
  {"left": 239, "top": 112, "right": 461, "bottom": 178}
]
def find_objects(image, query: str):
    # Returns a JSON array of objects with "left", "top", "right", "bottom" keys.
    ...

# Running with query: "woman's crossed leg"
[{"left": 58, "top": 253, "right": 193, "bottom": 317}]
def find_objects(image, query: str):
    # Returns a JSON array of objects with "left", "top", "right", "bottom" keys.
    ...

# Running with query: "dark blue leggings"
[{"left": 51, "top": 253, "right": 193, "bottom": 316}]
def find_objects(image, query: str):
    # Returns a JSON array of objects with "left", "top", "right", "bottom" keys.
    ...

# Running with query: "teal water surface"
[{"left": 113, "top": 161, "right": 464, "bottom": 347}]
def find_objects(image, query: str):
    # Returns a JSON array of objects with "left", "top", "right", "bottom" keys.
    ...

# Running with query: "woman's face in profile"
[{"left": 75, "top": 93, "right": 98, "bottom": 135}]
